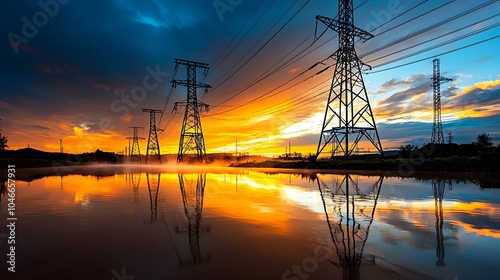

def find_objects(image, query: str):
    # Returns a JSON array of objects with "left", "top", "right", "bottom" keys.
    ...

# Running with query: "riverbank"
[{"left": 231, "top": 155, "right": 500, "bottom": 173}]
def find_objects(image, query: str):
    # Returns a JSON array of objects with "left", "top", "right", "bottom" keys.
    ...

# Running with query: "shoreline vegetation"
[
  {"left": 0, "top": 144, "right": 499, "bottom": 177},
  {"left": 230, "top": 155, "right": 500, "bottom": 172}
]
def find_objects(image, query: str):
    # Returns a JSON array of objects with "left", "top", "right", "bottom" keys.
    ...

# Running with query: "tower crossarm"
[
  {"left": 174, "top": 58, "right": 209, "bottom": 70},
  {"left": 142, "top": 109, "right": 163, "bottom": 114},
  {"left": 316, "top": 15, "right": 374, "bottom": 42},
  {"left": 174, "top": 101, "right": 210, "bottom": 112},
  {"left": 172, "top": 80, "right": 211, "bottom": 89}
]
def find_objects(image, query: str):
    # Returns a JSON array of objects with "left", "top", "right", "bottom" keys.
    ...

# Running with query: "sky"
[{"left": 1, "top": 0, "right": 499, "bottom": 156}]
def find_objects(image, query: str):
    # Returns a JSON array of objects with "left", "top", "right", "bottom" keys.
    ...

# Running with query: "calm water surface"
[{"left": 0, "top": 165, "right": 499, "bottom": 280}]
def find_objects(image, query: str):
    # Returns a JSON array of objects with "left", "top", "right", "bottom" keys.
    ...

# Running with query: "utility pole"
[
  {"left": 235, "top": 139, "right": 238, "bottom": 160},
  {"left": 128, "top": 126, "right": 145, "bottom": 162},
  {"left": 172, "top": 58, "right": 211, "bottom": 163},
  {"left": 142, "top": 109, "right": 162, "bottom": 163},
  {"left": 315, "top": 0, "right": 383, "bottom": 159},
  {"left": 431, "top": 58, "right": 452, "bottom": 145},
  {"left": 289, "top": 140, "right": 291, "bottom": 157}
]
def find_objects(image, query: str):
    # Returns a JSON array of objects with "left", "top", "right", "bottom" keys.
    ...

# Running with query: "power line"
[
  {"left": 368, "top": 35, "right": 500, "bottom": 74},
  {"left": 366, "top": 14, "right": 500, "bottom": 64},
  {"left": 206, "top": 0, "right": 497, "bottom": 125},
  {"left": 211, "top": 0, "right": 310, "bottom": 90},
  {"left": 367, "top": 23, "right": 499, "bottom": 69},
  {"left": 206, "top": 0, "right": 371, "bottom": 106},
  {"left": 210, "top": 0, "right": 270, "bottom": 74},
  {"left": 360, "top": 0, "right": 495, "bottom": 59}
]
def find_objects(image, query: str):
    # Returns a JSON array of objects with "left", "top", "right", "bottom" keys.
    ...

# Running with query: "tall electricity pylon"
[
  {"left": 315, "top": 0, "right": 383, "bottom": 159},
  {"left": 143, "top": 109, "right": 162, "bottom": 163},
  {"left": 172, "top": 59, "right": 211, "bottom": 163},
  {"left": 431, "top": 58, "right": 452, "bottom": 144},
  {"left": 128, "top": 126, "right": 144, "bottom": 162}
]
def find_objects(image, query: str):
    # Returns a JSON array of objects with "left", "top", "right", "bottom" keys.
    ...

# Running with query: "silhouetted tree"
[
  {"left": 399, "top": 144, "right": 416, "bottom": 158},
  {"left": 476, "top": 133, "right": 493, "bottom": 148},
  {"left": 0, "top": 136, "right": 8, "bottom": 150}
]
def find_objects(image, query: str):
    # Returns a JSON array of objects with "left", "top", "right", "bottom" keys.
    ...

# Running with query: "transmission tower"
[
  {"left": 172, "top": 59, "right": 211, "bottom": 163},
  {"left": 315, "top": 0, "right": 383, "bottom": 159},
  {"left": 431, "top": 58, "right": 452, "bottom": 144},
  {"left": 127, "top": 126, "right": 144, "bottom": 162},
  {"left": 142, "top": 109, "right": 162, "bottom": 163}
]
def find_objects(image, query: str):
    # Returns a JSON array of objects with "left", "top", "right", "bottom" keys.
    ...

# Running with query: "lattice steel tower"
[
  {"left": 127, "top": 126, "right": 144, "bottom": 162},
  {"left": 315, "top": 0, "right": 383, "bottom": 159},
  {"left": 172, "top": 59, "right": 211, "bottom": 163},
  {"left": 431, "top": 58, "right": 452, "bottom": 144},
  {"left": 143, "top": 109, "right": 162, "bottom": 163}
]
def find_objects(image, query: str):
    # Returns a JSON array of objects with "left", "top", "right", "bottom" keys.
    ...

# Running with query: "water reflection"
[
  {"left": 317, "top": 174, "right": 383, "bottom": 280},
  {"left": 127, "top": 173, "right": 141, "bottom": 203},
  {"left": 432, "top": 179, "right": 446, "bottom": 267},
  {"left": 0, "top": 179, "right": 6, "bottom": 207},
  {"left": 175, "top": 173, "right": 211, "bottom": 266},
  {"left": 146, "top": 173, "right": 160, "bottom": 223}
]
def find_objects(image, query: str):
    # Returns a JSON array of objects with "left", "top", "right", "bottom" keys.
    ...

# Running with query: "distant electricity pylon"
[
  {"left": 143, "top": 109, "right": 162, "bottom": 163},
  {"left": 127, "top": 126, "right": 144, "bottom": 162},
  {"left": 172, "top": 59, "right": 211, "bottom": 163},
  {"left": 59, "top": 139, "right": 63, "bottom": 153},
  {"left": 431, "top": 58, "right": 452, "bottom": 144},
  {"left": 315, "top": 0, "right": 383, "bottom": 159}
]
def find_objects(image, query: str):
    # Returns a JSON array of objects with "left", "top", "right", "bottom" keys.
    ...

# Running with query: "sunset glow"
[{"left": 1, "top": 1, "right": 499, "bottom": 155}]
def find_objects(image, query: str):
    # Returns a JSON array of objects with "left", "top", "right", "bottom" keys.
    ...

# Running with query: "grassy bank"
[{"left": 231, "top": 155, "right": 500, "bottom": 173}]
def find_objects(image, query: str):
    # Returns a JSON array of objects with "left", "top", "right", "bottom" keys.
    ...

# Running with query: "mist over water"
[{"left": 0, "top": 165, "right": 499, "bottom": 280}]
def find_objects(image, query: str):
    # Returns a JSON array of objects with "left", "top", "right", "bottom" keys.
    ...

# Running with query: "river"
[{"left": 0, "top": 165, "right": 499, "bottom": 279}]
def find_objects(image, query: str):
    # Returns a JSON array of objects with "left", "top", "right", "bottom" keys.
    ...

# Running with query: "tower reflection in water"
[
  {"left": 316, "top": 174, "right": 383, "bottom": 280},
  {"left": 145, "top": 173, "right": 160, "bottom": 223},
  {"left": 175, "top": 173, "right": 211, "bottom": 266},
  {"left": 432, "top": 179, "right": 447, "bottom": 267}
]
